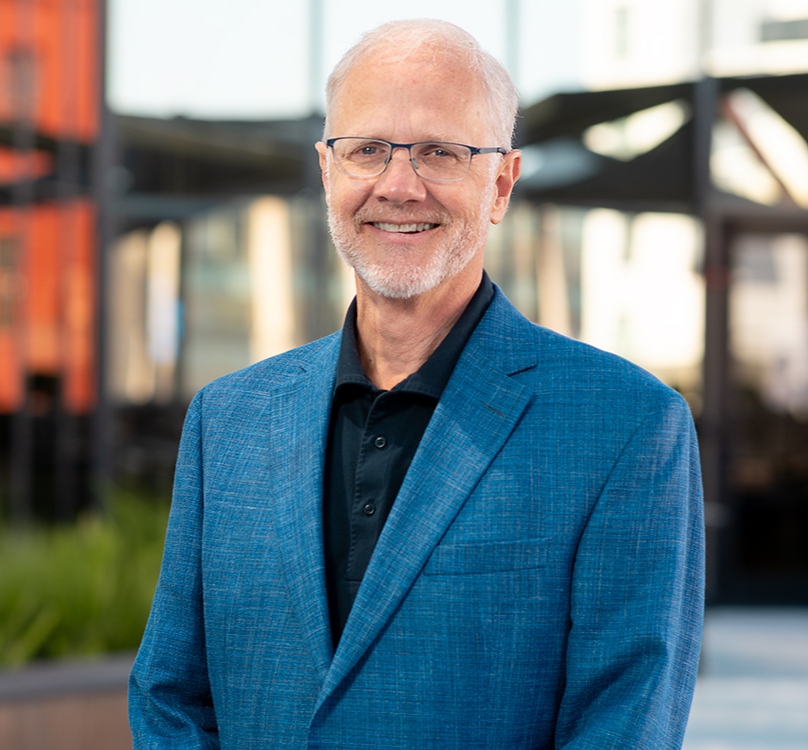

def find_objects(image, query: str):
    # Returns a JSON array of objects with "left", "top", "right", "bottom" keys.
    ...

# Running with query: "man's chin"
[{"left": 355, "top": 264, "right": 441, "bottom": 300}]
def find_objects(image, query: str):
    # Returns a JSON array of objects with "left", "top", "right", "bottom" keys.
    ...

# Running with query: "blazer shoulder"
[
  {"left": 483, "top": 288, "right": 687, "bottom": 414},
  {"left": 195, "top": 331, "right": 341, "bottom": 403},
  {"left": 544, "top": 325, "right": 687, "bottom": 412}
]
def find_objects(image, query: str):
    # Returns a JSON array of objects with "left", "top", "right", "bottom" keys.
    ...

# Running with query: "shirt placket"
[{"left": 346, "top": 392, "right": 397, "bottom": 582}]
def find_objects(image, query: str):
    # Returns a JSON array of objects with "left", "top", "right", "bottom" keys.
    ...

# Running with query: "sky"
[{"left": 108, "top": 0, "right": 583, "bottom": 120}]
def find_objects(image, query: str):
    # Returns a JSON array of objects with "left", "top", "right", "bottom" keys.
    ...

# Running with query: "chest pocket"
[{"left": 423, "top": 537, "right": 550, "bottom": 576}]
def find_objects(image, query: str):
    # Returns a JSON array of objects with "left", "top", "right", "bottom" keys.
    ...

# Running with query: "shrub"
[{"left": 0, "top": 490, "right": 169, "bottom": 668}]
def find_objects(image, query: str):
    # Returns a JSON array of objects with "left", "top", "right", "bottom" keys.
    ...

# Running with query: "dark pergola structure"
[{"left": 520, "top": 72, "right": 808, "bottom": 603}]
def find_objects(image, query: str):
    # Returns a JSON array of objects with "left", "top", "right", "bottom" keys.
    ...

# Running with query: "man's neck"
[{"left": 354, "top": 269, "right": 482, "bottom": 391}]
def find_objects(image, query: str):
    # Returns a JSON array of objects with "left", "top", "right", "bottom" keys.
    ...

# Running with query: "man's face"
[{"left": 317, "top": 49, "right": 520, "bottom": 300}]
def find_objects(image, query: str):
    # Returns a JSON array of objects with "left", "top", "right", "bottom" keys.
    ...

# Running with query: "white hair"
[{"left": 324, "top": 19, "right": 519, "bottom": 149}]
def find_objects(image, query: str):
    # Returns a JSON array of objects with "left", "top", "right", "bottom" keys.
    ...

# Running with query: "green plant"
[{"left": 0, "top": 490, "right": 170, "bottom": 668}]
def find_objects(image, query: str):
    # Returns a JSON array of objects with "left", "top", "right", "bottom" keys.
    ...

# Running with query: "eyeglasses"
[{"left": 326, "top": 138, "right": 507, "bottom": 183}]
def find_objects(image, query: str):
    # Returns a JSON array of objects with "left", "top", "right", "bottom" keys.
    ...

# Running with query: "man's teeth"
[{"left": 373, "top": 222, "right": 437, "bottom": 233}]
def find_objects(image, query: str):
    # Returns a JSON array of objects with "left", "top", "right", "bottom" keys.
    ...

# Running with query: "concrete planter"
[{"left": 0, "top": 654, "right": 133, "bottom": 750}]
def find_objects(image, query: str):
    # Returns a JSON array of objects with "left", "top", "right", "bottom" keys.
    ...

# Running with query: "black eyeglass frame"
[{"left": 325, "top": 137, "right": 508, "bottom": 183}]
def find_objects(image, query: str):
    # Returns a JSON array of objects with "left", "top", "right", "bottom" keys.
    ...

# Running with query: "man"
[{"left": 129, "top": 19, "right": 704, "bottom": 750}]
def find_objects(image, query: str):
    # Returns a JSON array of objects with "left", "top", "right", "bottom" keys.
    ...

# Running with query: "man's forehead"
[{"left": 333, "top": 54, "right": 484, "bottom": 123}]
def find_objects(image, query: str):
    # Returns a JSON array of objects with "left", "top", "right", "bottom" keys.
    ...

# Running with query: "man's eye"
[
  {"left": 421, "top": 144, "right": 458, "bottom": 159},
  {"left": 348, "top": 141, "right": 387, "bottom": 159}
]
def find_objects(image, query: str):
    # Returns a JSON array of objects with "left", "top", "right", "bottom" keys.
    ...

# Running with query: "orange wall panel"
[
  {"left": 28, "top": 201, "right": 59, "bottom": 372},
  {"left": 0, "top": 199, "right": 95, "bottom": 413},
  {"left": 0, "top": 335, "right": 19, "bottom": 411},
  {"left": 0, "top": 146, "right": 54, "bottom": 182},
  {"left": 62, "top": 198, "right": 95, "bottom": 412},
  {"left": 0, "top": 0, "right": 98, "bottom": 140},
  {"left": 0, "top": 206, "right": 21, "bottom": 411},
  {"left": 0, "top": 0, "right": 99, "bottom": 414}
]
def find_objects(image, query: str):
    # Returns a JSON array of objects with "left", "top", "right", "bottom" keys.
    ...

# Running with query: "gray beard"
[{"left": 326, "top": 206, "right": 489, "bottom": 300}]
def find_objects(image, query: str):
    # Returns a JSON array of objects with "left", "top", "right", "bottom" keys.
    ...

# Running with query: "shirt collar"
[{"left": 333, "top": 271, "right": 494, "bottom": 400}]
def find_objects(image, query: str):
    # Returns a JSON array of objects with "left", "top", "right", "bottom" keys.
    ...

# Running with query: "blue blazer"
[{"left": 129, "top": 288, "right": 704, "bottom": 749}]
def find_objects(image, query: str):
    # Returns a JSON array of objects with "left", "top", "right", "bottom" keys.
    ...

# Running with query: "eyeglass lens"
[{"left": 331, "top": 139, "right": 473, "bottom": 181}]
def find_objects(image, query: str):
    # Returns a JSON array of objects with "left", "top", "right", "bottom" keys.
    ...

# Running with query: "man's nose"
[{"left": 372, "top": 147, "right": 427, "bottom": 201}]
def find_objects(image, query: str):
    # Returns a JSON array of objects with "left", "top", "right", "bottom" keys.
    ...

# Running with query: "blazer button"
[{"left": 363, "top": 502, "right": 376, "bottom": 516}]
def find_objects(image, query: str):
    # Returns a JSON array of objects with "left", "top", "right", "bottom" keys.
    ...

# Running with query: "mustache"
[{"left": 352, "top": 206, "right": 451, "bottom": 227}]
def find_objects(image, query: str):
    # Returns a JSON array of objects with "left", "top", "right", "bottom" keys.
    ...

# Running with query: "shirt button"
[
  {"left": 374, "top": 436, "right": 387, "bottom": 449},
  {"left": 363, "top": 502, "right": 376, "bottom": 516}
]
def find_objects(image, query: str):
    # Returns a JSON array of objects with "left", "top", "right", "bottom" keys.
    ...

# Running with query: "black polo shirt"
[{"left": 323, "top": 272, "right": 494, "bottom": 646}]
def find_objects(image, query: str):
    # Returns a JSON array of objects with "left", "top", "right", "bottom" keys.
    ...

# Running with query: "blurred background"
[{"left": 0, "top": 0, "right": 807, "bottom": 748}]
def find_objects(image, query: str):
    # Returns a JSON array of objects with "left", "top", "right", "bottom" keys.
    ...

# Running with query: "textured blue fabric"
[{"left": 129, "top": 287, "right": 705, "bottom": 749}]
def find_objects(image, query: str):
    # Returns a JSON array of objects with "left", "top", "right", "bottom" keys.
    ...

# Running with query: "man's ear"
[
  {"left": 490, "top": 149, "right": 521, "bottom": 225},
  {"left": 315, "top": 141, "right": 330, "bottom": 201}
]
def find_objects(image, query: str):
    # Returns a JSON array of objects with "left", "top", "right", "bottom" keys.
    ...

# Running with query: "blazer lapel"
[
  {"left": 262, "top": 338, "right": 339, "bottom": 683},
  {"left": 316, "top": 293, "right": 539, "bottom": 706}
]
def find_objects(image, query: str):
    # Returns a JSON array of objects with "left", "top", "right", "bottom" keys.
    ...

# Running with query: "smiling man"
[{"left": 129, "top": 19, "right": 705, "bottom": 750}]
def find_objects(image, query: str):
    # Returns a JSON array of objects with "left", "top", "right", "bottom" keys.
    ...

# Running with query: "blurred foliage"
[{"left": 0, "top": 489, "right": 169, "bottom": 669}]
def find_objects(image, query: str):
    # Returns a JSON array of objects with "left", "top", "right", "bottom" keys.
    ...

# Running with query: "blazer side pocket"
[{"left": 423, "top": 538, "right": 550, "bottom": 576}]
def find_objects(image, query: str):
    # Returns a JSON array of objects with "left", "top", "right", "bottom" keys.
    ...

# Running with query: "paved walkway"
[{"left": 682, "top": 607, "right": 808, "bottom": 750}]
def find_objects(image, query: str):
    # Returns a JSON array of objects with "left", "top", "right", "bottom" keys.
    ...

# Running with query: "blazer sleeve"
[
  {"left": 129, "top": 391, "right": 220, "bottom": 749},
  {"left": 554, "top": 391, "right": 705, "bottom": 750}
]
